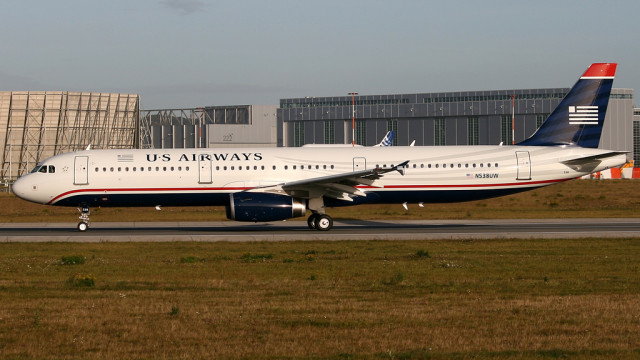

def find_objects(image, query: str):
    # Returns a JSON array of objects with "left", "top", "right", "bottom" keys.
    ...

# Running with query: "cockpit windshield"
[{"left": 30, "top": 165, "right": 55, "bottom": 174}]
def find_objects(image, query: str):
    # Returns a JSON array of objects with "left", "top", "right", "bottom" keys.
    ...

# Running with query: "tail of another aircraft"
[
  {"left": 518, "top": 63, "right": 617, "bottom": 148},
  {"left": 375, "top": 131, "right": 395, "bottom": 147}
]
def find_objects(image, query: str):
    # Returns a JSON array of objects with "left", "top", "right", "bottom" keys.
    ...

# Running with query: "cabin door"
[
  {"left": 516, "top": 151, "right": 531, "bottom": 180},
  {"left": 198, "top": 157, "right": 212, "bottom": 184},
  {"left": 353, "top": 157, "right": 366, "bottom": 171},
  {"left": 74, "top": 156, "right": 89, "bottom": 185}
]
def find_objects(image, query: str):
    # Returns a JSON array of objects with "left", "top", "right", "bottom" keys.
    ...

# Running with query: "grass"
[
  {"left": 0, "top": 239, "right": 639, "bottom": 359},
  {"left": 1, "top": 179, "right": 640, "bottom": 222}
]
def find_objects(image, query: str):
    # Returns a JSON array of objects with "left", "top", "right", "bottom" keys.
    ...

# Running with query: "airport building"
[
  {"left": 0, "top": 91, "right": 139, "bottom": 182},
  {"left": 278, "top": 88, "right": 635, "bottom": 164},
  {"left": 141, "top": 105, "right": 278, "bottom": 149}
]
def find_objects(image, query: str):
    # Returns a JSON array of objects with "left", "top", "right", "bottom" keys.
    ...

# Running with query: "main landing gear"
[
  {"left": 77, "top": 205, "right": 90, "bottom": 232},
  {"left": 307, "top": 213, "right": 333, "bottom": 231}
]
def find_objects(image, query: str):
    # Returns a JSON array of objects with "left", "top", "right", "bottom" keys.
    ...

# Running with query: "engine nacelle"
[{"left": 226, "top": 193, "right": 306, "bottom": 222}]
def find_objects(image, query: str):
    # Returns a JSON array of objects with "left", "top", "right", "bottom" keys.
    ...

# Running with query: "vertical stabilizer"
[{"left": 518, "top": 63, "right": 617, "bottom": 148}]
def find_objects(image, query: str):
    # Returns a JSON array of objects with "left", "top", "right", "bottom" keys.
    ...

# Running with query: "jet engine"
[{"left": 226, "top": 193, "right": 306, "bottom": 222}]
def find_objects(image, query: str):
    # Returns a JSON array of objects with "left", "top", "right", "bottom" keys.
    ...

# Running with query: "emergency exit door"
[
  {"left": 516, "top": 151, "right": 531, "bottom": 180},
  {"left": 74, "top": 156, "right": 89, "bottom": 185},
  {"left": 199, "top": 157, "right": 212, "bottom": 183},
  {"left": 353, "top": 157, "right": 366, "bottom": 171}
]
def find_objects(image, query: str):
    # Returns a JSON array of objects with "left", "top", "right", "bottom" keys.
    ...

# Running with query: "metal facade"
[
  {"left": 0, "top": 91, "right": 139, "bottom": 182},
  {"left": 279, "top": 88, "right": 634, "bottom": 160},
  {"left": 141, "top": 105, "right": 278, "bottom": 149}
]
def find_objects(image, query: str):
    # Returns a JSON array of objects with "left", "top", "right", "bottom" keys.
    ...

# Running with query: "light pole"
[
  {"left": 510, "top": 95, "right": 516, "bottom": 145},
  {"left": 348, "top": 92, "right": 358, "bottom": 146}
]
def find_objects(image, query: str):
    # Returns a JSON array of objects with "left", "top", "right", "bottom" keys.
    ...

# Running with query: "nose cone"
[{"left": 12, "top": 175, "right": 41, "bottom": 204}]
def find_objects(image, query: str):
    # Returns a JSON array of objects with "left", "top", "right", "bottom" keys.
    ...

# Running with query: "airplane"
[
  {"left": 12, "top": 63, "right": 626, "bottom": 232},
  {"left": 302, "top": 130, "right": 395, "bottom": 148}
]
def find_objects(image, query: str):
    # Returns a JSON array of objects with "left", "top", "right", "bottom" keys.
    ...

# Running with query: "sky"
[{"left": 2, "top": 0, "right": 639, "bottom": 109}]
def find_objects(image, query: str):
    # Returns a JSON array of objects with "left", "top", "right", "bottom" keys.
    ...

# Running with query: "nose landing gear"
[{"left": 77, "top": 205, "right": 90, "bottom": 232}]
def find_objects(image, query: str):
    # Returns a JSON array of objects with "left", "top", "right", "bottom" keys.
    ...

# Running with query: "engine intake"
[{"left": 226, "top": 193, "right": 306, "bottom": 222}]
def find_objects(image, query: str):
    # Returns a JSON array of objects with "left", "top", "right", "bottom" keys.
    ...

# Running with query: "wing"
[{"left": 245, "top": 160, "right": 409, "bottom": 201}]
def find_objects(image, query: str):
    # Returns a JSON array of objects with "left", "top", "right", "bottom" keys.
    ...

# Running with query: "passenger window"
[
  {"left": 95, "top": 167, "right": 99, "bottom": 172},
  {"left": 186, "top": 166, "right": 190, "bottom": 171}
]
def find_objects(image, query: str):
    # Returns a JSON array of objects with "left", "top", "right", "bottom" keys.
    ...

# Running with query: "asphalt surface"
[{"left": 1, "top": 218, "right": 639, "bottom": 242}]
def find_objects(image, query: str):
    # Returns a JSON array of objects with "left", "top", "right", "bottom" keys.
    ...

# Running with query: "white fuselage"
[{"left": 12, "top": 145, "right": 625, "bottom": 208}]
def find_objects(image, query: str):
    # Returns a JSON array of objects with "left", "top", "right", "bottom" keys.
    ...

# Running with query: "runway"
[{"left": 1, "top": 218, "right": 640, "bottom": 242}]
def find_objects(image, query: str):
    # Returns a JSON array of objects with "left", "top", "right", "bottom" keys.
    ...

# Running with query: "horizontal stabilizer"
[{"left": 561, "top": 151, "right": 627, "bottom": 173}]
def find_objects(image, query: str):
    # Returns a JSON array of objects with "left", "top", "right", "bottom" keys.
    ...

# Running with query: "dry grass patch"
[{"left": 0, "top": 239, "right": 639, "bottom": 359}]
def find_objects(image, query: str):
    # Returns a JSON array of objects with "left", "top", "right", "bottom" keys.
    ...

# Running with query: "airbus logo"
[{"left": 569, "top": 105, "right": 599, "bottom": 125}]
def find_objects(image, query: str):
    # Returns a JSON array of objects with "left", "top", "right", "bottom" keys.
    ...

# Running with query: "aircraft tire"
[
  {"left": 307, "top": 214, "right": 318, "bottom": 230},
  {"left": 77, "top": 222, "right": 88, "bottom": 232},
  {"left": 314, "top": 214, "right": 333, "bottom": 231}
]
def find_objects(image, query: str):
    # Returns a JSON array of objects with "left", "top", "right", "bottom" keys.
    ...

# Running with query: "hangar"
[
  {"left": 278, "top": 88, "right": 635, "bottom": 165},
  {"left": 0, "top": 91, "right": 139, "bottom": 182}
]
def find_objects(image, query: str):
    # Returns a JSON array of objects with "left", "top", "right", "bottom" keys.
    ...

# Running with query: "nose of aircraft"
[{"left": 12, "top": 175, "right": 38, "bottom": 203}]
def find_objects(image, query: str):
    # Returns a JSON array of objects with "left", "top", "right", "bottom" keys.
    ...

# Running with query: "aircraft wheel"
[
  {"left": 307, "top": 214, "right": 318, "bottom": 230},
  {"left": 77, "top": 222, "right": 88, "bottom": 232},
  {"left": 314, "top": 214, "right": 333, "bottom": 231}
]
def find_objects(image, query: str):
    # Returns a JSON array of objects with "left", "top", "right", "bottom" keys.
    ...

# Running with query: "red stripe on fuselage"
[
  {"left": 47, "top": 187, "right": 250, "bottom": 205},
  {"left": 47, "top": 178, "right": 573, "bottom": 205}
]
